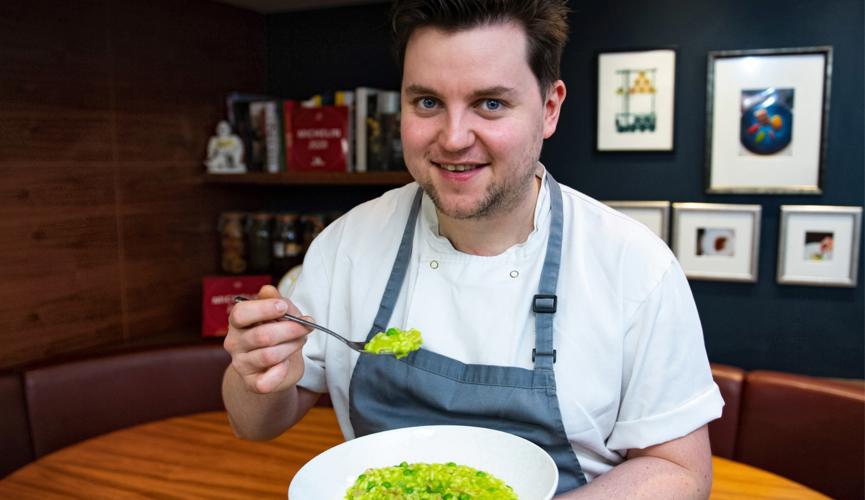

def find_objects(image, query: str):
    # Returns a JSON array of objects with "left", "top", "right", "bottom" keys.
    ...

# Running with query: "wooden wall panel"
[
  {"left": 0, "top": 0, "right": 266, "bottom": 368},
  {"left": 116, "top": 162, "right": 260, "bottom": 340},
  {"left": 110, "top": 0, "right": 265, "bottom": 162},
  {"left": 0, "top": 165, "right": 123, "bottom": 368},
  {"left": 118, "top": 195, "right": 210, "bottom": 341},
  {"left": 0, "top": 0, "right": 114, "bottom": 162},
  {"left": 0, "top": 164, "right": 116, "bottom": 218},
  {"left": 0, "top": 264, "right": 123, "bottom": 367}
]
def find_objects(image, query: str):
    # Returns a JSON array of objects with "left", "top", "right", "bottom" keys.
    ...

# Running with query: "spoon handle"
[{"left": 232, "top": 296, "right": 358, "bottom": 350}]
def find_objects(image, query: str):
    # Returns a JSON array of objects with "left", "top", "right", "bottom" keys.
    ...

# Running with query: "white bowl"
[{"left": 288, "top": 425, "right": 558, "bottom": 499}]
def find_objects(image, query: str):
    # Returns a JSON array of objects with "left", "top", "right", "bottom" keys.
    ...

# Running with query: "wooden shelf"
[{"left": 204, "top": 171, "right": 413, "bottom": 186}]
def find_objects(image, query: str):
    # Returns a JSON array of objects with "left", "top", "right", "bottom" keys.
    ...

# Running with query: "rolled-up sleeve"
[{"left": 606, "top": 261, "right": 724, "bottom": 451}]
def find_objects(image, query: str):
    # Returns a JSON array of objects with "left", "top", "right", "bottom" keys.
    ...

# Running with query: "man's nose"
[{"left": 438, "top": 111, "right": 475, "bottom": 152}]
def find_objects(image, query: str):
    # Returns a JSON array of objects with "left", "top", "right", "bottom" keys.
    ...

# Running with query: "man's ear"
[{"left": 542, "top": 80, "right": 567, "bottom": 139}]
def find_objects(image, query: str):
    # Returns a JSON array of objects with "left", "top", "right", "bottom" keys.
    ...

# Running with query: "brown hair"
[{"left": 391, "top": 0, "right": 570, "bottom": 94}]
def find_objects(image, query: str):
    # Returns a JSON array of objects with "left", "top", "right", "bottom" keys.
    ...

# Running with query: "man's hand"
[{"left": 223, "top": 285, "right": 312, "bottom": 394}]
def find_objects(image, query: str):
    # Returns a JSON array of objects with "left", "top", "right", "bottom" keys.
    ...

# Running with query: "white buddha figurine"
[{"left": 205, "top": 120, "right": 246, "bottom": 173}]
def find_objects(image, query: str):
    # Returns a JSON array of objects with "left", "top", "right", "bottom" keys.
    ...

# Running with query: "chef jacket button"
[
  {"left": 430, "top": 260, "right": 439, "bottom": 269},
  {"left": 509, "top": 270, "right": 519, "bottom": 278}
]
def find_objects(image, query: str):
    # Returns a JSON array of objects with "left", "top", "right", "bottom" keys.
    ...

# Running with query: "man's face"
[{"left": 400, "top": 22, "right": 564, "bottom": 220}]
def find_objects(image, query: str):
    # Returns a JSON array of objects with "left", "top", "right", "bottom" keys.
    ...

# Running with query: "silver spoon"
[{"left": 233, "top": 296, "right": 380, "bottom": 354}]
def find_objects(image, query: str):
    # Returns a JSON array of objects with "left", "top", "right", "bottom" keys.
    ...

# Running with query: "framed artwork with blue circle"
[
  {"left": 740, "top": 88, "right": 794, "bottom": 155},
  {"left": 705, "top": 47, "right": 832, "bottom": 194}
]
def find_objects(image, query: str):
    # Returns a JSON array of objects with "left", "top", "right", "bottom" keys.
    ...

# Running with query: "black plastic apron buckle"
[
  {"left": 532, "top": 294, "right": 557, "bottom": 313},
  {"left": 532, "top": 348, "right": 557, "bottom": 363}
]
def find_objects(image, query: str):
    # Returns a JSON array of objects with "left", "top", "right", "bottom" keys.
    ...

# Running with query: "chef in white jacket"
[{"left": 222, "top": 1, "right": 723, "bottom": 497}]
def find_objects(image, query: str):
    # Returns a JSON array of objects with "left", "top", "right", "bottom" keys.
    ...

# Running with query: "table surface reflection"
[{"left": 0, "top": 408, "right": 828, "bottom": 499}]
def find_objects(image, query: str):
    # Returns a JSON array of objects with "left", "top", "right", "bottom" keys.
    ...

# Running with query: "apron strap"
[
  {"left": 367, "top": 187, "right": 424, "bottom": 339},
  {"left": 533, "top": 175, "right": 564, "bottom": 370}
]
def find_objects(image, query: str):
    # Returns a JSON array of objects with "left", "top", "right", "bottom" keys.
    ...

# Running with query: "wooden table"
[{"left": 0, "top": 408, "right": 828, "bottom": 499}]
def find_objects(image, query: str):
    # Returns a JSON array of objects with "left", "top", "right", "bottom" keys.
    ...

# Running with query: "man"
[{"left": 223, "top": 1, "right": 723, "bottom": 497}]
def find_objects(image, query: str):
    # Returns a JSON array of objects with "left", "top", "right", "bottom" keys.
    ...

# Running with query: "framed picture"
[
  {"left": 603, "top": 201, "right": 670, "bottom": 243},
  {"left": 705, "top": 46, "right": 832, "bottom": 194},
  {"left": 672, "top": 203, "right": 761, "bottom": 282},
  {"left": 596, "top": 48, "right": 676, "bottom": 151},
  {"left": 777, "top": 205, "right": 862, "bottom": 287}
]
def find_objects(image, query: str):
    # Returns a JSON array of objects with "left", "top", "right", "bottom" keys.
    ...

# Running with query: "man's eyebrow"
[
  {"left": 468, "top": 86, "right": 517, "bottom": 100},
  {"left": 404, "top": 84, "right": 438, "bottom": 96},
  {"left": 403, "top": 84, "right": 517, "bottom": 100}
]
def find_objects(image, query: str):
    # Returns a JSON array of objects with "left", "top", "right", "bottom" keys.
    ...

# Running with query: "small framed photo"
[
  {"left": 705, "top": 46, "right": 832, "bottom": 194},
  {"left": 604, "top": 201, "right": 670, "bottom": 243},
  {"left": 672, "top": 203, "right": 762, "bottom": 282},
  {"left": 596, "top": 48, "right": 676, "bottom": 151},
  {"left": 777, "top": 205, "right": 862, "bottom": 287}
]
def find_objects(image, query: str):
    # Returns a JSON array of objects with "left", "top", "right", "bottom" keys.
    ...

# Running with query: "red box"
[{"left": 201, "top": 275, "right": 272, "bottom": 337}]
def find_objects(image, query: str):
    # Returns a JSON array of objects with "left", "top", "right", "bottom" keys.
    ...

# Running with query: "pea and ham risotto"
[
  {"left": 345, "top": 461, "right": 518, "bottom": 499},
  {"left": 355, "top": 332, "right": 517, "bottom": 497},
  {"left": 363, "top": 327, "right": 423, "bottom": 359}
]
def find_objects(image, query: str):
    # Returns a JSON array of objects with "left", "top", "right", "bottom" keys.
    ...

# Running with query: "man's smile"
[
  {"left": 439, "top": 163, "right": 478, "bottom": 172},
  {"left": 432, "top": 162, "right": 488, "bottom": 172}
]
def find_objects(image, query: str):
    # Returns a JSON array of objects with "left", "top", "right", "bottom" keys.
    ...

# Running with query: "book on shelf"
[
  {"left": 375, "top": 90, "right": 405, "bottom": 171},
  {"left": 355, "top": 87, "right": 405, "bottom": 173},
  {"left": 354, "top": 87, "right": 378, "bottom": 173},
  {"left": 225, "top": 91, "right": 271, "bottom": 172},
  {"left": 249, "top": 100, "right": 285, "bottom": 173},
  {"left": 288, "top": 105, "right": 350, "bottom": 172},
  {"left": 283, "top": 100, "right": 297, "bottom": 171},
  {"left": 224, "top": 88, "right": 402, "bottom": 175},
  {"left": 335, "top": 90, "right": 355, "bottom": 172},
  {"left": 295, "top": 90, "right": 355, "bottom": 173}
]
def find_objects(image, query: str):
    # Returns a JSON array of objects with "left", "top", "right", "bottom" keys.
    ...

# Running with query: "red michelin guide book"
[
  {"left": 290, "top": 105, "right": 349, "bottom": 172},
  {"left": 201, "top": 275, "right": 272, "bottom": 337}
]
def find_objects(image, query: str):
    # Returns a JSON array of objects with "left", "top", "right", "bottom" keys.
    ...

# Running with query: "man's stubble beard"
[
  {"left": 424, "top": 135, "right": 543, "bottom": 221},
  {"left": 424, "top": 162, "right": 538, "bottom": 221}
]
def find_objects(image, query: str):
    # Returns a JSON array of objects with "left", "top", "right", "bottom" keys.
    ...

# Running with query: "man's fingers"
[
  {"left": 224, "top": 285, "right": 311, "bottom": 395},
  {"left": 258, "top": 284, "right": 305, "bottom": 317},
  {"left": 255, "top": 362, "right": 288, "bottom": 393},
  {"left": 257, "top": 284, "right": 281, "bottom": 299},
  {"left": 251, "top": 338, "right": 305, "bottom": 369},
  {"left": 235, "top": 337, "right": 306, "bottom": 374},
  {"left": 251, "top": 347, "right": 305, "bottom": 393},
  {"left": 229, "top": 298, "right": 288, "bottom": 329},
  {"left": 239, "top": 320, "right": 311, "bottom": 351}
]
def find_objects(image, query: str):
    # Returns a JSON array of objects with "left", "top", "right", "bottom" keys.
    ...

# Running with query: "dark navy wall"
[
  {"left": 267, "top": 4, "right": 399, "bottom": 98},
  {"left": 266, "top": 1, "right": 864, "bottom": 378},
  {"left": 550, "top": 0, "right": 863, "bottom": 378}
]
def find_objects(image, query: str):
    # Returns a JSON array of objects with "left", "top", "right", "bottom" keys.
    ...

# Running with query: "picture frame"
[
  {"left": 777, "top": 205, "right": 862, "bottom": 287},
  {"left": 596, "top": 48, "right": 676, "bottom": 152},
  {"left": 705, "top": 46, "right": 832, "bottom": 194},
  {"left": 603, "top": 201, "right": 670, "bottom": 243},
  {"left": 672, "top": 203, "right": 761, "bottom": 282}
]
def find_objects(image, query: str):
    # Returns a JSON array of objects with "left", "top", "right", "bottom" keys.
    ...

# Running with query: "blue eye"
[
  {"left": 482, "top": 99, "right": 502, "bottom": 111},
  {"left": 419, "top": 97, "right": 437, "bottom": 109}
]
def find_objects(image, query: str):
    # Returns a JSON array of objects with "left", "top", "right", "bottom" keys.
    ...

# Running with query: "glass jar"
[
  {"left": 301, "top": 213, "right": 326, "bottom": 253},
  {"left": 272, "top": 213, "right": 303, "bottom": 279},
  {"left": 246, "top": 212, "right": 272, "bottom": 274},
  {"left": 218, "top": 211, "right": 247, "bottom": 274}
]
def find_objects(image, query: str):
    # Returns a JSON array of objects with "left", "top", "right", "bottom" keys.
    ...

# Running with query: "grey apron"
[{"left": 348, "top": 175, "right": 587, "bottom": 494}]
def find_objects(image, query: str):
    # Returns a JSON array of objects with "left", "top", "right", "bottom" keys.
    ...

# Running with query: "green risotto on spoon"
[
  {"left": 345, "top": 461, "right": 518, "bottom": 499},
  {"left": 363, "top": 328, "right": 423, "bottom": 359}
]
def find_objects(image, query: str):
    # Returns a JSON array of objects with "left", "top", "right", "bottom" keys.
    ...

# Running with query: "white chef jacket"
[{"left": 292, "top": 170, "right": 723, "bottom": 480}]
